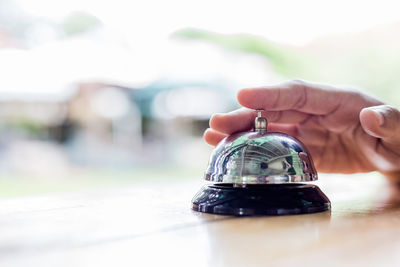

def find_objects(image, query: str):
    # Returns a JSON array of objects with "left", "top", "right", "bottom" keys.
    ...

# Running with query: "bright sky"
[{"left": 18, "top": 0, "right": 400, "bottom": 45}]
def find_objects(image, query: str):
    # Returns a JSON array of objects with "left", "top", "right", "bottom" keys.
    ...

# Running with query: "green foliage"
[
  {"left": 174, "top": 28, "right": 400, "bottom": 107},
  {"left": 61, "top": 11, "right": 102, "bottom": 36},
  {"left": 174, "top": 28, "right": 307, "bottom": 77},
  {"left": 3, "top": 119, "right": 43, "bottom": 135}
]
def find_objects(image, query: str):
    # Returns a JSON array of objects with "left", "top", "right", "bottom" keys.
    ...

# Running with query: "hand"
[{"left": 204, "top": 80, "right": 400, "bottom": 178}]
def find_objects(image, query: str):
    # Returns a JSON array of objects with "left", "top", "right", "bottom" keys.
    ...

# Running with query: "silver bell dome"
[{"left": 205, "top": 110, "right": 317, "bottom": 184}]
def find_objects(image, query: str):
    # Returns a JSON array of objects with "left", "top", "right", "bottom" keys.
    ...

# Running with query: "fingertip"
[
  {"left": 237, "top": 88, "right": 262, "bottom": 109},
  {"left": 203, "top": 128, "right": 227, "bottom": 146},
  {"left": 360, "top": 108, "right": 384, "bottom": 137},
  {"left": 236, "top": 88, "right": 248, "bottom": 102},
  {"left": 203, "top": 129, "right": 215, "bottom": 146},
  {"left": 236, "top": 89, "right": 246, "bottom": 106},
  {"left": 203, "top": 127, "right": 212, "bottom": 138},
  {"left": 361, "top": 105, "right": 400, "bottom": 145},
  {"left": 361, "top": 107, "right": 384, "bottom": 125},
  {"left": 209, "top": 113, "right": 224, "bottom": 129}
]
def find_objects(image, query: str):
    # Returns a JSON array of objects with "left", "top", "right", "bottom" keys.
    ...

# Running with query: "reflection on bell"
[{"left": 192, "top": 110, "right": 331, "bottom": 216}]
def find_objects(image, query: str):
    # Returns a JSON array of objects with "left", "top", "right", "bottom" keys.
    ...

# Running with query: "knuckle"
[
  {"left": 293, "top": 84, "right": 308, "bottom": 109},
  {"left": 288, "top": 79, "right": 307, "bottom": 89},
  {"left": 341, "top": 85, "right": 362, "bottom": 94},
  {"left": 280, "top": 80, "right": 309, "bottom": 110}
]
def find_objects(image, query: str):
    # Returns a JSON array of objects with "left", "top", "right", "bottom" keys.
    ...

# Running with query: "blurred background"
[{"left": 0, "top": 0, "right": 399, "bottom": 196}]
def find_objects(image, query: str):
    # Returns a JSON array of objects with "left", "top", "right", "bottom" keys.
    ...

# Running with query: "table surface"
[{"left": 1, "top": 172, "right": 400, "bottom": 267}]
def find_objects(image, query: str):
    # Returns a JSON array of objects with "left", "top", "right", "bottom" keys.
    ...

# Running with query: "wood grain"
[{"left": 0, "top": 173, "right": 399, "bottom": 267}]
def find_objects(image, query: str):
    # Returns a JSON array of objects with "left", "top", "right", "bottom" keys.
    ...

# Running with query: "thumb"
[{"left": 360, "top": 105, "right": 400, "bottom": 144}]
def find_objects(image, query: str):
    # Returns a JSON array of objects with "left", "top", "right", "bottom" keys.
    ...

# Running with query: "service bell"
[{"left": 192, "top": 110, "right": 330, "bottom": 216}]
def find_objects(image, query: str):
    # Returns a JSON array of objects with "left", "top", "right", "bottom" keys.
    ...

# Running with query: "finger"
[
  {"left": 360, "top": 105, "right": 400, "bottom": 145},
  {"left": 267, "top": 123, "right": 298, "bottom": 136},
  {"left": 270, "top": 124, "right": 330, "bottom": 147},
  {"left": 267, "top": 123, "right": 326, "bottom": 147},
  {"left": 209, "top": 108, "right": 309, "bottom": 135},
  {"left": 203, "top": 128, "right": 227, "bottom": 146},
  {"left": 237, "top": 80, "right": 352, "bottom": 115}
]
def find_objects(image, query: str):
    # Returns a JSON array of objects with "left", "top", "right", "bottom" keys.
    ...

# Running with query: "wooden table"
[{"left": 1, "top": 172, "right": 399, "bottom": 267}]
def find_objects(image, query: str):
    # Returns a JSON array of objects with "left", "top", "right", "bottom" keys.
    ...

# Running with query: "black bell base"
[{"left": 192, "top": 183, "right": 331, "bottom": 216}]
